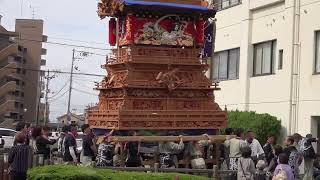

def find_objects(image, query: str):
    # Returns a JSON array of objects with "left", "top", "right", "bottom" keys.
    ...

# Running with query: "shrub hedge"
[
  {"left": 28, "top": 165, "right": 210, "bottom": 180},
  {"left": 227, "top": 110, "right": 282, "bottom": 144}
]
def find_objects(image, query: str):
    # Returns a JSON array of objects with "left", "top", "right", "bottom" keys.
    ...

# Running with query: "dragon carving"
[{"left": 156, "top": 68, "right": 183, "bottom": 91}]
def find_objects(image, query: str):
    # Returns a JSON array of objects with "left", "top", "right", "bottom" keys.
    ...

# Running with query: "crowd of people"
[
  {"left": 5, "top": 122, "right": 320, "bottom": 180},
  {"left": 221, "top": 128, "right": 319, "bottom": 180}
]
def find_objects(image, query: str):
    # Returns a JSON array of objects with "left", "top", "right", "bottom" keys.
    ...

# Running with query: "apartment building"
[
  {"left": 208, "top": 0, "right": 320, "bottom": 137},
  {"left": 0, "top": 17, "right": 46, "bottom": 126},
  {"left": 15, "top": 19, "right": 47, "bottom": 125}
]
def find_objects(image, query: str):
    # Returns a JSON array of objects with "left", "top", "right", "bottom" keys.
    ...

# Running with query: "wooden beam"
[{"left": 102, "top": 135, "right": 231, "bottom": 142}]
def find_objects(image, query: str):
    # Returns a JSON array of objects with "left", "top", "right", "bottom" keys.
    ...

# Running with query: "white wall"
[{"left": 213, "top": 0, "right": 320, "bottom": 136}]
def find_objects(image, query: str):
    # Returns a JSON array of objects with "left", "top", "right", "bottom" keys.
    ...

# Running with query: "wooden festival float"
[{"left": 87, "top": 0, "right": 228, "bottom": 166}]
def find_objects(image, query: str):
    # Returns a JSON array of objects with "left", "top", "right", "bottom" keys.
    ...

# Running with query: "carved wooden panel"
[
  {"left": 89, "top": 120, "right": 119, "bottom": 128},
  {"left": 102, "top": 89, "right": 124, "bottom": 98},
  {"left": 127, "top": 89, "right": 167, "bottom": 98},
  {"left": 132, "top": 99, "right": 165, "bottom": 110},
  {"left": 175, "top": 121, "right": 225, "bottom": 129},
  {"left": 170, "top": 90, "right": 213, "bottom": 98},
  {"left": 107, "top": 46, "right": 201, "bottom": 65},
  {"left": 120, "top": 121, "right": 174, "bottom": 129}
]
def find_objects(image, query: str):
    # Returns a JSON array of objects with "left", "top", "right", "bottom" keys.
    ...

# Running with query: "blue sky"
[{"left": 0, "top": 0, "right": 110, "bottom": 121}]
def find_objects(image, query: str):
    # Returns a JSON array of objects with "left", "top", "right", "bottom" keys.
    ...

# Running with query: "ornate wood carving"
[
  {"left": 107, "top": 46, "right": 201, "bottom": 65},
  {"left": 156, "top": 68, "right": 183, "bottom": 91},
  {"left": 132, "top": 100, "right": 164, "bottom": 110}
]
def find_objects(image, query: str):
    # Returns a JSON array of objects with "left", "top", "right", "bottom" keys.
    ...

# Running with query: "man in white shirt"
[{"left": 246, "top": 131, "right": 264, "bottom": 163}]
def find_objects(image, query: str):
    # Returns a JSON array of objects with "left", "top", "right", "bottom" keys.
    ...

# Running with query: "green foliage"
[
  {"left": 227, "top": 110, "right": 282, "bottom": 144},
  {"left": 28, "top": 165, "right": 210, "bottom": 180}
]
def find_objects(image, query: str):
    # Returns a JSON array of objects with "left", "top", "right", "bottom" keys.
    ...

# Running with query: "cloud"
[{"left": 1, "top": 0, "right": 108, "bottom": 121}]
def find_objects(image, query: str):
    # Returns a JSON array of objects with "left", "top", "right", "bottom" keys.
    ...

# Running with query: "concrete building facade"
[
  {"left": 209, "top": 0, "right": 320, "bottom": 137},
  {"left": 15, "top": 19, "right": 47, "bottom": 124},
  {"left": 0, "top": 17, "right": 46, "bottom": 126}
]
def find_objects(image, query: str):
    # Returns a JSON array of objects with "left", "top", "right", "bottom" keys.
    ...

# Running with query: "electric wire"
[
  {"left": 48, "top": 89, "right": 69, "bottom": 103},
  {"left": 0, "top": 65, "right": 105, "bottom": 77},
  {"left": 72, "top": 88, "right": 98, "bottom": 96},
  {"left": 48, "top": 78, "right": 70, "bottom": 99},
  {"left": 18, "top": 38, "right": 111, "bottom": 51}
]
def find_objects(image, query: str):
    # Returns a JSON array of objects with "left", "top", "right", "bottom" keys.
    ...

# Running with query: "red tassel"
[
  {"left": 195, "top": 19, "right": 204, "bottom": 46},
  {"left": 109, "top": 18, "right": 116, "bottom": 46}
]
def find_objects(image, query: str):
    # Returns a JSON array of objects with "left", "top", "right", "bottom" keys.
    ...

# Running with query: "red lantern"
[
  {"left": 195, "top": 18, "right": 205, "bottom": 46},
  {"left": 109, "top": 18, "right": 116, "bottom": 46}
]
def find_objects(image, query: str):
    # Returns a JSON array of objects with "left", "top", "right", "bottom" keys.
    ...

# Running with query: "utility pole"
[
  {"left": 36, "top": 73, "right": 43, "bottom": 126},
  {"left": 44, "top": 70, "right": 49, "bottom": 125},
  {"left": 44, "top": 70, "right": 55, "bottom": 125},
  {"left": 67, "top": 49, "right": 75, "bottom": 122}
]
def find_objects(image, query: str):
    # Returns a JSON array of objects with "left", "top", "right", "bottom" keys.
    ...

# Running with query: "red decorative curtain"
[
  {"left": 109, "top": 18, "right": 117, "bottom": 46},
  {"left": 195, "top": 18, "right": 204, "bottom": 46}
]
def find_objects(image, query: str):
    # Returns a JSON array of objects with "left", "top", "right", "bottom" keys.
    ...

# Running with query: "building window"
[
  {"left": 253, "top": 40, "right": 277, "bottom": 76},
  {"left": 315, "top": 31, "right": 320, "bottom": 73},
  {"left": 213, "top": 0, "right": 241, "bottom": 10},
  {"left": 211, "top": 48, "right": 240, "bottom": 81},
  {"left": 278, "top": 49, "right": 283, "bottom": 70}
]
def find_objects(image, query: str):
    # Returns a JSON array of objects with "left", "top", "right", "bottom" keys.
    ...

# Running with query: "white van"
[{"left": 0, "top": 128, "right": 17, "bottom": 148}]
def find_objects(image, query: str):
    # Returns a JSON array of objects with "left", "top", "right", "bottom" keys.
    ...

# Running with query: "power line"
[
  {"left": 48, "top": 37, "right": 107, "bottom": 45},
  {"left": 17, "top": 32, "right": 108, "bottom": 45},
  {"left": 74, "top": 49, "right": 108, "bottom": 57},
  {"left": 73, "top": 80, "right": 95, "bottom": 90},
  {"left": 0, "top": 65, "right": 105, "bottom": 77},
  {"left": 48, "top": 78, "right": 70, "bottom": 99},
  {"left": 18, "top": 38, "right": 111, "bottom": 51},
  {"left": 72, "top": 88, "right": 98, "bottom": 96},
  {"left": 48, "top": 89, "right": 69, "bottom": 103}
]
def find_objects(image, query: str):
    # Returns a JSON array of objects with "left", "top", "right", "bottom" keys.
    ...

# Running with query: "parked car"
[{"left": 0, "top": 128, "right": 17, "bottom": 148}]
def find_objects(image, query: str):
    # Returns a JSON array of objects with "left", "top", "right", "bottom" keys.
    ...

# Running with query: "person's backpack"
[{"left": 273, "top": 165, "right": 288, "bottom": 180}]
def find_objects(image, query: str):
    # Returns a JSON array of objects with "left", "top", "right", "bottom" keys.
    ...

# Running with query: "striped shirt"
[{"left": 8, "top": 144, "right": 31, "bottom": 173}]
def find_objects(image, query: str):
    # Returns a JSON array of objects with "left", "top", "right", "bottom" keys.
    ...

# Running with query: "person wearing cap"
[{"left": 96, "top": 128, "right": 120, "bottom": 167}]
